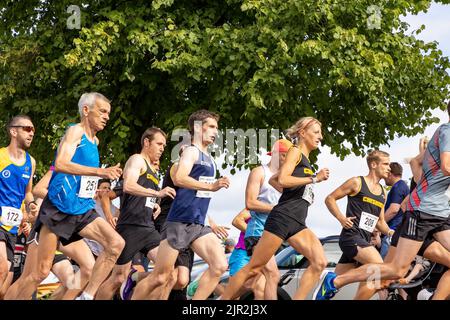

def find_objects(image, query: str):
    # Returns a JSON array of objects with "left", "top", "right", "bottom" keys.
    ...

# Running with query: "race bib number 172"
[{"left": 1, "top": 206, "right": 23, "bottom": 227}]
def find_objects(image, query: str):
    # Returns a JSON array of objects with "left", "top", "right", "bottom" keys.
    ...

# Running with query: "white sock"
[
  {"left": 131, "top": 272, "right": 139, "bottom": 282},
  {"left": 80, "top": 292, "right": 94, "bottom": 300}
]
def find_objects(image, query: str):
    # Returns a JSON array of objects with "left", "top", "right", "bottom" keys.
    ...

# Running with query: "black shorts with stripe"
[{"left": 400, "top": 210, "right": 449, "bottom": 242}]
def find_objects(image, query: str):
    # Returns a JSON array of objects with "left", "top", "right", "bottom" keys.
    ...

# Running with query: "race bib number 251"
[{"left": 79, "top": 176, "right": 99, "bottom": 199}]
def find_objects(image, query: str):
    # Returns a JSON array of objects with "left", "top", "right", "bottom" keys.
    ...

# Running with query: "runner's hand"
[
  {"left": 158, "top": 187, "right": 176, "bottom": 199},
  {"left": 100, "top": 163, "right": 122, "bottom": 180},
  {"left": 28, "top": 201, "right": 38, "bottom": 216},
  {"left": 340, "top": 216, "right": 356, "bottom": 229},
  {"left": 153, "top": 203, "right": 161, "bottom": 220},
  {"left": 210, "top": 177, "right": 230, "bottom": 191},
  {"left": 211, "top": 225, "right": 230, "bottom": 240},
  {"left": 108, "top": 217, "right": 118, "bottom": 229},
  {"left": 316, "top": 168, "right": 330, "bottom": 182}
]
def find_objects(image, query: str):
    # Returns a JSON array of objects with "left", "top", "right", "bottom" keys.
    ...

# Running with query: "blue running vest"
[
  {"left": 48, "top": 133, "right": 100, "bottom": 215},
  {"left": 167, "top": 145, "right": 216, "bottom": 224},
  {"left": 0, "top": 148, "right": 32, "bottom": 234}
]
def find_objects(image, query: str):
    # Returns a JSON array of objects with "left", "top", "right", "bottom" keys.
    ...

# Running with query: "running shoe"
[
  {"left": 313, "top": 271, "right": 338, "bottom": 300},
  {"left": 120, "top": 268, "right": 138, "bottom": 300}
]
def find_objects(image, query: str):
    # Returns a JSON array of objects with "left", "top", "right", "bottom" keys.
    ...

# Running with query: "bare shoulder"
[{"left": 64, "top": 124, "right": 85, "bottom": 142}]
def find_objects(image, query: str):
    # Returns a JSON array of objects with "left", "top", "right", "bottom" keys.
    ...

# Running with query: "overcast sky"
[{"left": 207, "top": 2, "right": 450, "bottom": 242}]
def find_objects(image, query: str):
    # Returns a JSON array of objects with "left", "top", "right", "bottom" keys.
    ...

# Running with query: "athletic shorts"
[
  {"left": 264, "top": 210, "right": 307, "bottom": 241},
  {"left": 35, "top": 197, "right": 99, "bottom": 246},
  {"left": 400, "top": 210, "right": 449, "bottom": 242},
  {"left": 391, "top": 213, "right": 440, "bottom": 256},
  {"left": 338, "top": 235, "right": 373, "bottom": 264},
  {"left": 0, "top": 228, "right": 16, "bottom": 272},
  {"left": 176, "top": 247, "right": 194, "bottom": 269},
  {"left": 229, "top": 248, "right": 250, "bottom": 276},
  {"left": 244, "top": 236, "right": 260, "bottom": 257},
  {"left": 116, "top": 224, "right": 161, "bottom": 265},
  {"left": 154, "top": 213, "right": 167, "bottom": 234},
  {"left": 53, "top": 252, "right": 69, "bottom": 265},
  {"left": 161, "top": 221, "right": 212, "bottom": 251}
]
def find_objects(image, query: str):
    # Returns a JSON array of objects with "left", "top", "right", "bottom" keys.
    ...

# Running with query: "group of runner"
[{"left": 0, "top": 92, "right": 449, "bottom": 300}]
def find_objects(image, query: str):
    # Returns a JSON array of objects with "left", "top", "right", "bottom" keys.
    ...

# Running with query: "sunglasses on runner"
[{"left": 10, "top": 126, "right": 35, "bottom": 133}]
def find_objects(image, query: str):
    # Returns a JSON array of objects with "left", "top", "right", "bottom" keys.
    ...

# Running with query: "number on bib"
[
  {"left": 302, "top": 184, "right": 315, "bottom": 205},
  {"left": 359, "top": 211, "right": 379, "bottom": 233},
  {"left": 79, "top": 176, "right": 99, "bottom": 199},
  {"left": 145, "top": 197, "right": 157, "bottom": 209},
  {"left": 1, "top": 206, "right": 23, "bottom": 227},
  {"left": 196, "top": 176, "right": 215, "bottom": 199}
]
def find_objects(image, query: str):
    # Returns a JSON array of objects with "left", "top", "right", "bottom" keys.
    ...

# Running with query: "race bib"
[
  {"left": 302, "top": 184, "right": 314, "bottom": 205},
  {"left": 78, "top": 176, "right": 99, "bottom": 199},
  {"left": 145, "top": 197, "right": 157, "bottom": 209},
  {"left": 1, "top": 206, "right": 23, "bottom": 227},
  {"left": 196, "top": 176, "right": 215, "bottom": 198},
  {"left": 359, "top": 211, "right": 379, "bottom": 233}
]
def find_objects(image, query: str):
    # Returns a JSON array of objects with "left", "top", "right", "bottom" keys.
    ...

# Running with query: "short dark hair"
[
  {"left": 141, "top": 127, "right": 167, "bottom": 148},
  {"left": 389, "top": 162, "right": 403, "bottom": 176},
  {"left": 6, "top": 114, "right": 32, "bottom": 138},
  {"left": 188, "top": 109, "right": 220, "bottom": 136},
  {"left": 98, "top": 178, "right": 111, "bottom": 187}
]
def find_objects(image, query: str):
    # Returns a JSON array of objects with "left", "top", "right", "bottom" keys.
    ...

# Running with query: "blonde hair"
[
  {"left": 366, "top": 150, "right": 390, "bottom": 167},
  {"left": 286, "top": 117, "right": 321, "bottom": 145}
]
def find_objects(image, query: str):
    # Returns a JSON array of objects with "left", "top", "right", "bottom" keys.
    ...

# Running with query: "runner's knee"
[
  {"left": 311, "top": 256, "right": 328, "bottom": 272},
  {"left": 106, "top": 235, "right": 125, "bottom": 257},
  {"left": 32, "top": 261, "right": 52, "bottom": 284}
]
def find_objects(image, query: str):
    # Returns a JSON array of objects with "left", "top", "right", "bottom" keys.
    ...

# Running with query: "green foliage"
[{"left": 1, "top": 0, "right": 449, "bottom": 177}]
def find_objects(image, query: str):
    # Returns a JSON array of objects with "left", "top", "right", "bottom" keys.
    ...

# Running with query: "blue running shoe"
[
  {"left": 313, "top": 271, "right": 338, "bottom": 300},
  {"left": 120, "top": 268, "right": 138, "bottom": 300}
]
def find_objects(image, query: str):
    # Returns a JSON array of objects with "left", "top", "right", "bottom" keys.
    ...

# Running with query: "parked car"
[{"left": 187, "top": 235, "right": 376, "bottom": 300}]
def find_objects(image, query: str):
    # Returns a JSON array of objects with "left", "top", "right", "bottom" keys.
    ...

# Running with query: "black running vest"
[
  {"left": 117, "top": 158, "right": 160, "bottom": 227},
  {"left": 341, "top": 176, "right": 386, "bottom": 242}
]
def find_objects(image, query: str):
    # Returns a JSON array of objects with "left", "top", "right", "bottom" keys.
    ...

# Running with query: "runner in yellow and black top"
[
  {"left": 96, "top": 127, "right": 176, "bottom": 300},
  {"left": 222, "top": 116, "right": 330, "bottom": 300},
  {"left": 320, "top": 150, "right": 394, "bottom": 300},
  {"left": 0, "top": 115, "right": 38, "bottom": 297}
]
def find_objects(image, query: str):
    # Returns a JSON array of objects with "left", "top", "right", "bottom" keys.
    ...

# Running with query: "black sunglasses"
[{"left": 10, "top": 126, "right": 35, "bottom": 133}]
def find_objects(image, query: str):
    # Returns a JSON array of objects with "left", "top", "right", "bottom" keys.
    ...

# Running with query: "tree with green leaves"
[{"left": 1, "top": 0, "right": 449, "bottom": 176}]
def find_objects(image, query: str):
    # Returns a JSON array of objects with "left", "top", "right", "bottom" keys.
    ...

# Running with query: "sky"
[{"left": 207, "top": 2, "right": 450, "bottom": 242}]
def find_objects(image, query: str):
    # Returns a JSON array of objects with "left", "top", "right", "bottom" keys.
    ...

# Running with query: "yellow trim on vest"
[
  {"left": 304, "top": 168, "right": 314, "bottom": 175},
  {"left": 349, "top": 176, "right": 362, "bottom": 197},
  {"left": 362, "top": 196, "right": 384, "bottom": 209},
  {"left": 147, "top": 173, "right": 159, "bottom": 186},
  {"left": 0, "top": 148, "right": 13, "bottom": 172}
]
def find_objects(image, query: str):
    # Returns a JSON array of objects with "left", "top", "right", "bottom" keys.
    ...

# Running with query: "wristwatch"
[{"left": 311, "top": 177, "right": 318, "bottom": 184}]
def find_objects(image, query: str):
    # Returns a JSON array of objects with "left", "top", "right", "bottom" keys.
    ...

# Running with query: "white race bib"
[
  {"left": 359, "top": 211, "right": 379, "bottom": 233},
  {"left": 78, "top": 176, "right": 99, "bottom": 199},
  {"left": 145, "top": 197, "right": 157, "bottom": 209},
  {"left": 302, "top": 184, "right": 314, "bottom": 205},
  {"left": 1, "top": 206, "right": 23, "bottom": 227},
  {"left": 196, "top": 176, "right": 216, "bottom": 198}
]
